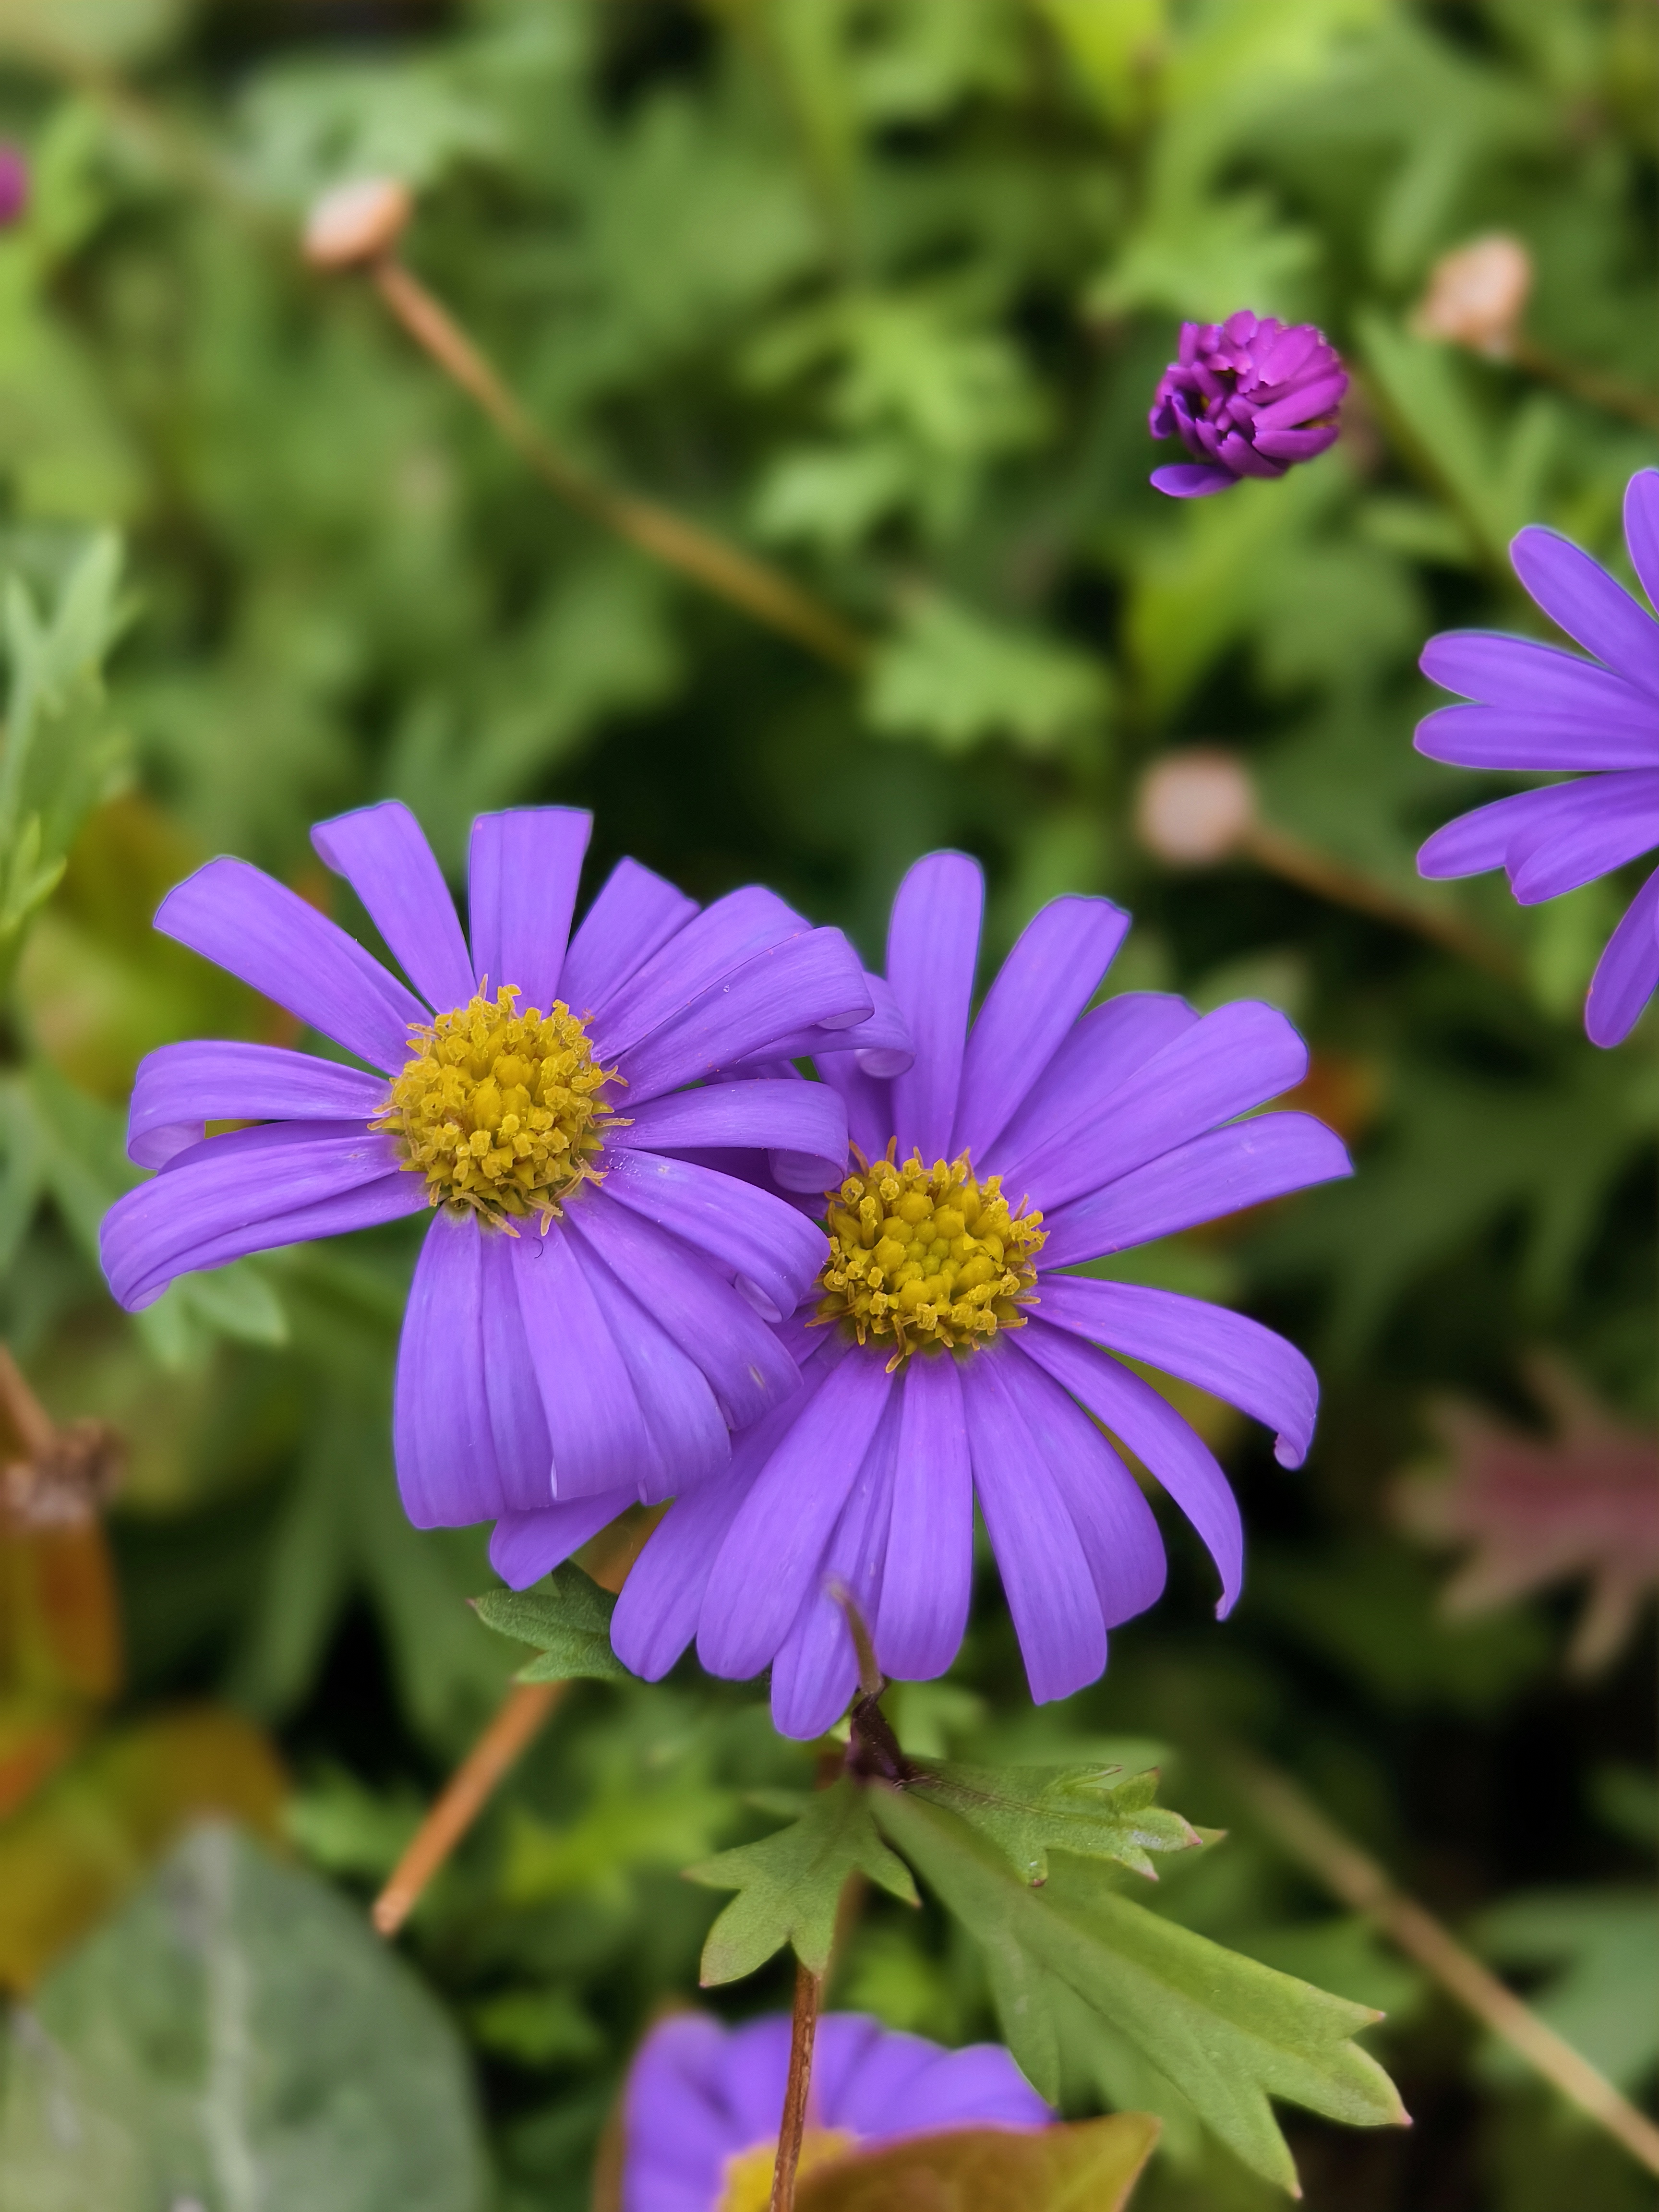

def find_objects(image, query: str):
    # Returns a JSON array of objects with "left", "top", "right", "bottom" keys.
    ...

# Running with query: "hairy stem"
[
  {"left": 770, "top": 1957, "right": 825, "bottom": 2212},
  {"left": 367, "top": 258, "right": 867, "bottom": 672}
]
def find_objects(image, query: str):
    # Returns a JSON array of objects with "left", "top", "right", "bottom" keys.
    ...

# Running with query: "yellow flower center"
[
  {"left": 376, "top": 986, "right": 620, "bottom": 1225},
  {"left": 718, "top": 2127, "right": 858, "bottom": 2212},
  {"left": 816, "top": 1145, "right": 1044, "bottom": 1362}
]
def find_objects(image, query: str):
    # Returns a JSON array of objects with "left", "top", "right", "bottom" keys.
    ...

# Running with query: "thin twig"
[
  {"left": 1512, "top": 337, "right": 1659, "bottom": 436},
  {"left": 366, "top": 257, "right": 868, "bottom": 672},
  {"left": 1230, "top": 1754, "right": 1659, "bottom": 2178},
  {"left": 373, "top": 1680, "right": 564, "bottom": 1936},
  {"left": 770, "top": 1957, "right": 825, "bottom": 2212}
]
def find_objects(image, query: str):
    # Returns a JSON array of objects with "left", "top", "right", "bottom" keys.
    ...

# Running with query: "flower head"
[
  {"left": 623, "top": 2010, "right": 1048, "bottom": 2212},
  {"left": 1416, "top": 468, "right": 1659, "bottom": 1046},
  {"left": 100, "top": 803, "right": 897, "bottom": 1561},
  {"left": 560, "top": 851, "right": 1350, "bottom": 1737},
  {"left": 0, "top": 146, "right": 27, "bottom": 230},
  {"left": 1148, "top": 311, "right": 1347, "bottom": 498}
]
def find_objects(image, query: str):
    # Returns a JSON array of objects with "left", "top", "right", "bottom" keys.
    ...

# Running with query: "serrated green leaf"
[
  {"left": 907, "top": 1760, "right": 1202, "bottom": 1885},
  {"left": 686, "top": 1778, "right": 919, "bottom": 1985},
  {"left": 471, "top": 1565, "right": 627, "bottom": 1684},
  {"left": 874, "top": 1787, "right": 1406, "bottom": 2192}
]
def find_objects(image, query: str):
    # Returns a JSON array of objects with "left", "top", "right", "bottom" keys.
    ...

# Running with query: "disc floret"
[
  {"left": 379, "top": 986, "right": 619, "bottom": 1225},
  {"left": 816, "top": 1144, "right": 1044, "bottom": 1360}
]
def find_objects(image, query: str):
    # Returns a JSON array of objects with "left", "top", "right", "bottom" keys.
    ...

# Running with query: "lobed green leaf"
[{"left": 471, "top": 1565, "right": 628, "bottom": 1684}]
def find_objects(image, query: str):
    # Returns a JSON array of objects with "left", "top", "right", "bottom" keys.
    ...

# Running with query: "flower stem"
[
  {"left": 770, "top": 1957, "right": 825, "bottom": 2212},
  {"left": 366, "top": 257, "right": 868, "bottom": 673},
  {"left": 1511, "top": 337, "right": 1659, "bottom": 435},
  {"left": 1230, "top": 1753, "right": 1659, "bottom": 2179}
]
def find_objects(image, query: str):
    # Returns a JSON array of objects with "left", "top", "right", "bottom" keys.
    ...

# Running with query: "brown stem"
[
  {"left": 1512, "top": 337, "right": 1659, "bottom": 435},
  {"left": 373, "top": 1680, "right": 564, "bottom": 1936},
  {"left": 770, "top": 1957, "right": 825, "bottom": 2212},
  {"left": 366, "top": 258, "right": 867, "bottom": 673},
  {"left": 1231, "top": 1754, "right": 1659, "bottom": 2179}
]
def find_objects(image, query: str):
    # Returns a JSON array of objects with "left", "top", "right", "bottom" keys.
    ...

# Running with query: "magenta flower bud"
[
  {"left": 0, "top": 145, "right": 28, "bottom": 229},
  {"left": 1148, "top": 310, "right": 1347, "bottom": 498}
]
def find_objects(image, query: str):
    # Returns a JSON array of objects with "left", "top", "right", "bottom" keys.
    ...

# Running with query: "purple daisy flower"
[
  {"left": 623, "top": 2010, "right": 1049, "bottom": 2211},
  {"left": 1149, "top": 310, "right": 1347, "bottom": 498},
  {"left": 99, "top": 802, "right": 900, "bottom": 1558},
  {"left": 1417, "top": 468, "right": 1659, "bottom": 1047},
  {"left": 564, "top": 852, "right": 1351, "bottom": 1736}
]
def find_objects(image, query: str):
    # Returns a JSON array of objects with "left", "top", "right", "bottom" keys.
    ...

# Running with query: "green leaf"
[
  {"left": 906, "top": 1759, "right": 1202, "bottom": 1884},
  {"left": 864, "top": 591, "right": 1109, "bottom": 756},
  {"left": 0, "top": 1822, "right": 489, "bottom": 2212},
  {"left": 1477, "top": 1888, "right": 1659, "bottom": 2094},
  {"left": 874, "top": 1787, "right": 1406, "bottom": 2192},
  {"left": 472, "top": 1564, "right": 627, "bottom": 1684},
  {"left": 796, "top": 2112, "right": 1162, "bottom": 2212},
  {"left": 687, "top": 1778, "right": 919, "bottom": 1985}
]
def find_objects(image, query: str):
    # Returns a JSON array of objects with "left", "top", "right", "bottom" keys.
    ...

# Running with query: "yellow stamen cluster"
[
  {"left": 719, "top": 2128, "right": 858, "bottom": 2212},
  {"left": 816, "top": 1145, "right": 1044, "bottom": 1362},
  {"left": 377, "top": 986, "right": 619, "bottom": 1225}
]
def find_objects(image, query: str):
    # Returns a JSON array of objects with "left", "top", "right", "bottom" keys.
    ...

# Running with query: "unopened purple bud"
[
  {"left": 1148, "top": 309, "right": 1347, "bottom": 498},
  {"left": 0, "top": 145, "right": 27, "bottom": 230}
]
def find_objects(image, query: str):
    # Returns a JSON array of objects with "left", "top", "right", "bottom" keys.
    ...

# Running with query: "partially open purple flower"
[
  {"left": 1417, "top": 469, "right": 1659, "bottom": 1047},
  {"left": 567, "top": 852, "right": 1350, "bottom": 1736},
  {"left": 623, "top": 2010, "right": 1048, "bottom": 2211},
  {"left": 1149, "top": 311, "right": 1347, "bottom": 498},
  {"left": 100, "top": 803, "right": 897, "bottom": 1549},
  {"left": 0, "top": 145, "right": 26, "bottom": 229}
]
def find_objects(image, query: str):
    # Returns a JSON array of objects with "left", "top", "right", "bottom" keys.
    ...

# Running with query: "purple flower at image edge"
[
  {"left": 1417, "top": 468, "right": 1659, "bottom": 1046},
  {"left": 0, "top": 144, "right": 26, "bottom": 228},
  {"left": 623, "top": 2011, "right": 1049, "bottom": 2211},
  {"left": 558, "top": 848, "right": 1351, "bottom": 1738},
  {"left": 1148, "top": 310, "right": 1347, "bottom": 498},
  {"left": 99, "top": 802, "right": 906, "bottom": 1566}
]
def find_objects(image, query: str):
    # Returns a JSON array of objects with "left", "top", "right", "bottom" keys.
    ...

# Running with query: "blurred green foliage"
[{"left": 0, "top": 1, "right": 1654, "bottom": 2207}]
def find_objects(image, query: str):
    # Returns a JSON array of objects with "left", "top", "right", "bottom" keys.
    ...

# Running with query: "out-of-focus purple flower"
[
  {"left": 575, "top": 851, "right": 1350, "bottom": 1738},
  {"left": 623, "top": 2010, "right": 1049, "bottom": 2211},
  {"left": 1148, "top": 311, "right": 1348, "bottom": 498},
  {"left": 0, "top": 145, "right": 26, "bottom": 229},
  {"left": 99, "top": 803, "right": 900, "bottom": 1552},
  {"left": 1417, "top": 469, "right": 1659, "bottom": 1046}
]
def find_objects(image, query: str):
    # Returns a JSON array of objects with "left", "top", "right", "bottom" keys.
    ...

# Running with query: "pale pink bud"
[
  {"left": 303, "top": 178, "right": 412, "bottom": 271},
  {"left": 1413, "top": 235, "right": 1533, "bottom": 360},
  {"left": 1135, "top": 749, "right": 1256, "bottom": 866}
]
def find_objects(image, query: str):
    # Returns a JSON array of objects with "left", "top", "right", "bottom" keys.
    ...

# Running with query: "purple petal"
[
  {"left": 697, "top": 1348, "right": 894, "bottom": 1682},
  {"left": 821, "top": 2022, "right": 939, "bottom": 2137},
  {"left": 1415, "top": 703, "right": 1659, "bottom": 772},
  {"left": 488, "top": 1491, "right": 631, "bottom": 1590},
  {"left": 1585, "top": 862, "right": 1659, "bottom": 1046},
  {"left": 816, "top": 1052, "right": 894, "bottom": 1164},
  {"left": 962, "top": 1349, "right": 1106, "bottom": 1704},
  {"left": 612, "top": 1355, "right": 842, "bottom": 1680},
  {"left": 1417, "top": 785, "right": 1592, "bottom": 879},
  {"left": 1420, "top": 629, "right": 1659, "bottom": 728},
  {"left": 624, "top": 2015, "right": 742, "bottom": 2198},
  {"left": 751, "top": 970, "right": 914, "bottom": 1081},
  {"left": 887, "top": 852, "right": 985, "bottom": 1166},
  {"left": 563, "top": 1188, "right": 801, "bottom": 1429},
  {"left": 592, "top": 886, "right": 805, "bottom": 1062},
  {"left": 1038, "top": 1274, "right": 1316, "bottom": 1468},
  {"left": 874, "top": 1353, "right": 973, "bottom": 1681},
  {"left": 1251, "top": 373, "right": 1346, "bottom": 431},
  {"left": 561, "top": 856, "right": 699, "bottom": 1019},
  {"left": 1503, "top": 772, "right": 1659, "bottom": 902},
  {"left": 99, "top": 1123, "right": 413, "bottom": 1310},
  {"left": 1150, "top": 463, "right": 1238, "bottom": 497},
  {"left": 1252, "top": 424, "right": 1340, "bottom": 462},
  {"left": 127, "top": 1040, "right": 387, "bottom": 1169},
  {"left": 1020, "top": 1318, "right": 1243, "bottom": 1615},
  {"left": 1040, "top": 1112, "right": 1352, "bottom": 1270},
  {"left": 768, "top": 1393, "right": 899, "bottom": 1740},
  {"left": 477, "top": 1228, "right": 554, "bottom": 1510},
  {"left": 617, "top": 930, "right": 871, "bottom": 1103},
  {"left": 852, "top": 2043, "right": 1051, "bottom": 2139},
  {"left": 624, "top": 1078, "right": 848, "bottom": 1197},
  {"left": 394, "top": 1211, "right": 505, "bottom": 1527},
  {"left": 1624, "top": 469, "right": 1659, "bottom": 614},
  {"left": 952, "top": 896, "right": 1130, "bottom": 1163},
  {"left": 509, "top": 1223, "right": 654, "bottom": 1500},
  {"left": 990, "top": 993, "right": 1200, "bottom": 1189},
  {"left": 1015, "top": 1000, "right": 1309, "bottom": 1216},
  {"left": 467, "top": 808, "right": 592, "bottom": 1011},
  {"left": 599, "top": 1148, "right": 827, "bottom": 1324},
  {"left": 577, "top": 1250, "right": 730, "bottom": 1503},
  {"left": 1510, "top": 526, "right": 1659, "bottom": 699},
  {"left": 156, "top": 858, "right": 425, "bottom": 1074},
  {"left": 311, "top": 800, "right": 476, "bottom": 1012}
]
